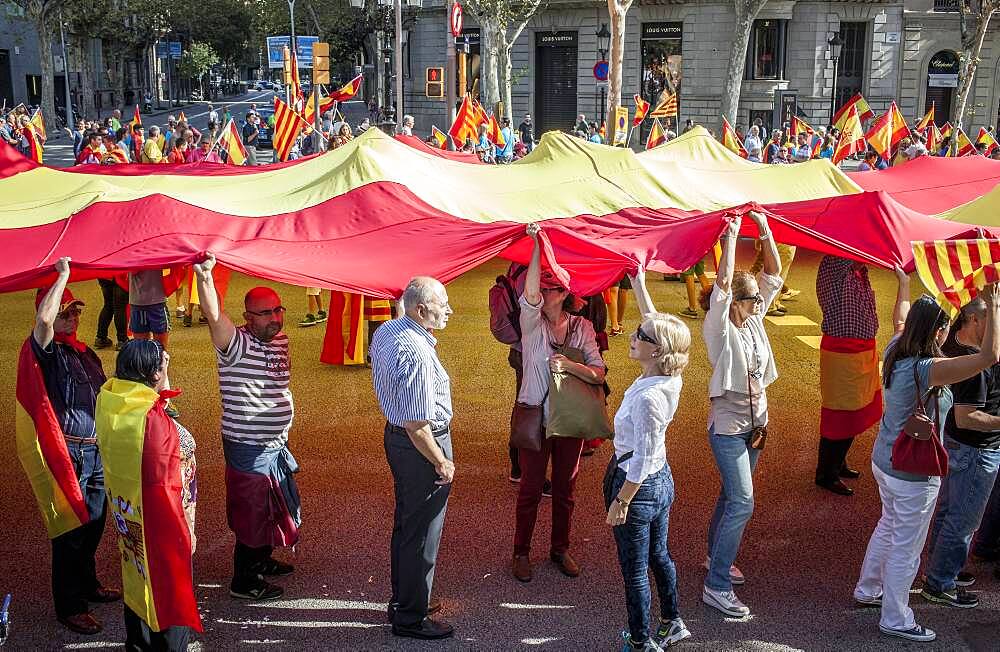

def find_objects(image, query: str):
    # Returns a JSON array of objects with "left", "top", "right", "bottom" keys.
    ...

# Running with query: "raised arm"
[
  {"left": 715, "top": 214, "right": 742, "bottom": 294},
  {"left": 33, "top": 257, "right": 72, "bottom": 349},
  {"left": 748, "top": 211, "right": 781, "bottom": 277},
  {"left": 523, "top": 223, "right": 542, "bottom": 305},
  {"left": 192, "top": 253, "right": 236, "bottom": 351},
  {"left": 892, "top": 265, "right": 911, "bottom": 335},
  {"left": 628, "top": 268, "right": 656, "bottom": 318},
  {"left": 930, "top": 284, "right": 1000, "bottom": 387}
]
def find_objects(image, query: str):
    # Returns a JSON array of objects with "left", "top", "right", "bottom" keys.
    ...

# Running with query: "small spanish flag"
[
  {"left": 832, "top": 105, "right": 865, "bottom": 165},
  {"left": 915, "top": 102, "right": 934, "bottom": 132},
  {"left": 940, "top": 121, "right": 954, "bottom": 139},
  {"left": 22, "top": 124, "right": 43, "bottom": 163},
  {"left": 219, "top": 118, "right": 248, "bottom": 166},
  {"left": 720, "top": 115, "right": 748, "bottom": 158},
  {"left": 926, "top": 123, "right": 942, "bottom": 153},
  {"left": 176, "top": 110, "right": 187, "bottom": 124},
  {"left": 976, "top": 127, "right": 998, "bottom": 156},
  {"left": 954, "top": 127, "right": 976, "bottom": 157},
  {"left": 645, "top": 118, "right": 666, "bottom": 150},
  {"left": 131, "top": 104, "right": 142, "bottom": 127},
  {"left": 328, "top": 73, "right": 363, "bottom": 102},
  {"left": 430, "top": 125, "right": 448, "bottom": 150},
  {"left": 28, "top": 109, "right": 46, "bottom": 141},
  {"left": 632, "top": 94, "right": 649, "bottom": 127}
]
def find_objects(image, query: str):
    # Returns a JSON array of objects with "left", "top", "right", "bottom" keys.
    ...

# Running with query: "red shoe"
[{"left": 58, "top": 612, "right": 103, "bottom": 635}]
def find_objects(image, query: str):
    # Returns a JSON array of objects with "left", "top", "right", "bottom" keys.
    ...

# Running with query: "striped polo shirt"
[
  {"left": 370, "top": 315, "right": 452, "bottom": 431},
  {"left": 216, "top": 326, "right": 294, "bottom": 448}
]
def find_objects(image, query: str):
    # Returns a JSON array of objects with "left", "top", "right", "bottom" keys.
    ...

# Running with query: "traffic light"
[
  {"left": 425, "top": 67, "right": 444, "bottom": 98},
  {"left": 313, "top": 42, "right": 330, "bottom": 85}
]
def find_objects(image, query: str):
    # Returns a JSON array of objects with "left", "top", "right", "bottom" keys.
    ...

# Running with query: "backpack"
[{"left": 489, "top": 264, "right": 527, "bottom": 345}]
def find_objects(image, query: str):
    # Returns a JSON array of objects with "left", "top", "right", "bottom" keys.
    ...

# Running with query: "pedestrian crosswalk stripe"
[
  {"left": 796, "top": 335, "right": 821, "bottom": 349},
  {"left": 765, "top": 315, "right": 817, "bottom": 327}
]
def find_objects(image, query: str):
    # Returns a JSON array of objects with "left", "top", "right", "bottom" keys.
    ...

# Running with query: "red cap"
[{"left": 35, "top": 287, "right": 85, "bottom": 313}]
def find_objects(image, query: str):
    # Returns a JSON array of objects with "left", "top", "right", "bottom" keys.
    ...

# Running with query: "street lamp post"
[
  {"left": 381, "top": 40, "right": 396, "bottom": 133},
  {"left": 596, "top": 23, "right": 610, "bottom": 129},
  {"left": 288, "top": 0, "right": 297, "bottom": 108},
  {"left": 828, "top": 32, "right": 843, "bottom": 127}
]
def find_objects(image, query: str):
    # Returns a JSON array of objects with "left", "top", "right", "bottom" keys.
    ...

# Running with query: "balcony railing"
[{"left": 934, "top": 0, "right": 960, "bottom": 12}]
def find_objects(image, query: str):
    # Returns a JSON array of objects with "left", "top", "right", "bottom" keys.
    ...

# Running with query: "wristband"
[{"left": 614, "top": 496, "right": 630, "bottom": 508}]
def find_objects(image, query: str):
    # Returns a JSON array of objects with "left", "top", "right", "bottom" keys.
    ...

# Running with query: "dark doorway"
[
  {"left": 535, "top": 31, "right": 578, "bottom": 135},
  {"left": 0, "top": 50, "right": 13, "bottom": 108}
]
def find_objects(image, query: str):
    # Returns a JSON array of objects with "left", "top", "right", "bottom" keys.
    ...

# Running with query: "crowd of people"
[{"left": 22, "top": 204, "right": 1000, "bottom": 650}]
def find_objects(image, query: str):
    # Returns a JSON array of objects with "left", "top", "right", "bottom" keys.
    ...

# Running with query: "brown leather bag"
[{"left": 510, "top": 400, "right": 545, "bottom": 452}]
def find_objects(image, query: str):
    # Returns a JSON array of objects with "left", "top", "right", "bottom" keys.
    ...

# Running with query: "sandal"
[{"left": 609, "top": 326, "right": 623, "bottom": 337}]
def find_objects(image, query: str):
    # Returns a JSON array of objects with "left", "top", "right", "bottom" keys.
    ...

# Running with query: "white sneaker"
[
  {"left": 879, "top": 624, "right": 936, "bottom": 642},
  {"left": 853, "top": 591, "right": 882, "bottom": 607},
  {"left": 703, "top": 556, "right": 745, "bottom": 585},
  {"left": 654, "top": 617, "right": 692, "bottom": 646},
  {"left": 702, "top": 585, "right": 750, "bottom": 617}
]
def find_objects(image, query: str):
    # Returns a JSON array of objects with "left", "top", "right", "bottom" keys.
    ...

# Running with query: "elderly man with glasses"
[{"left": 193, "top": 253, "right": 300, "bottom": 602}]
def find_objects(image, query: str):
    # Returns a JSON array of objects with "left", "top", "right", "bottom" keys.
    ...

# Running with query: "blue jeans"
[
  {"left": 706, "top": 430, "right": 761, "bottom": 591},
  {"left": 604, "top": 463, "right": 679, "bottom": 644},
  {"left": 973, "top": 467, "right": 1000, "bottom": 559},
  {"left": 925, "top": 436, "right": 1000, "bottom": 592}
]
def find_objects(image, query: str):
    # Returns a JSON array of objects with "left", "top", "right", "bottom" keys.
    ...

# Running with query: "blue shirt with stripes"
[{"left": 370, "top": 315, "right": 452, "bottom": 430}]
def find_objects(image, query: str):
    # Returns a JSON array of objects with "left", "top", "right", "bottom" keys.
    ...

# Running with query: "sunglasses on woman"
[
  {"left": 735, "top": 293, "right": 764, "bottom": 305},
  {"left": 635, "top": 324, "right": 657, "bottom": 345}
]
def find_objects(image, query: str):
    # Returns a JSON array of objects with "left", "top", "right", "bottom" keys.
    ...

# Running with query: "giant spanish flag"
[
  {"left": 15, "top": 338, "right": 91, "bottom": 538},
  {"left": 819, "top": 336, "right": 882, "bottom": 439},
  {"left": 96, "top": 379, "right": 202, "bottom": 633}
]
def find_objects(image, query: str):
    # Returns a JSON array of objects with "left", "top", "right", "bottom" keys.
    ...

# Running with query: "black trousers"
[
  {"left": 508, "top": 348, "right": 524, "bottom": 474},
  {"left": 51, "top": 512, "right": 106, "bottom": 618},
  {"left": 233, "top": 542, "right": 274, "bottom": 585},
  {"left": 816, "top": 436, "right": 855, "bottom": 483},
  {"left": 97, "top": 278, "right": 129, "bottom": 343},
  {"left": 124, "top": 605, "right": 191, "bottom": 652},
  {"left": 385, "top": 423, "right": 452, "bottom": 627}
]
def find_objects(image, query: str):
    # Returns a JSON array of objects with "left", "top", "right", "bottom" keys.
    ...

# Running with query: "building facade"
[{"left": 401, "top": 0, "right": 994, "bottom": 143}]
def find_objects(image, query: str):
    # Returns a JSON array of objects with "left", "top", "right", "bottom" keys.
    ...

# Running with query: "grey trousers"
[{"left": 384, "top": 422, "right": 453, "bottom": 627}]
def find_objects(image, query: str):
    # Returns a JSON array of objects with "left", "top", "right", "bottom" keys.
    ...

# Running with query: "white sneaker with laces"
[
  {"left": 852, "top": 591, "right": 882, "bottom": 607},
  {"left": 879, "top": 624, "right": 936, "bottom": 642},
  {"left": 702, "top": 585, "right": 750, "bottom": 617},
  {"left": 703, "top": 556, "right": 745, "bottom": 585},
  {"left": 655, "top": 618, "right": 692, "bottom": 646}
]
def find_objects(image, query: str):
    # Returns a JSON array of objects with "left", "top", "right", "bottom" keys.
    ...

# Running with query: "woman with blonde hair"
[
  {"left": 605, "top": 268, "right": 692, "bottom": 651},
  {"left": 698, "top": 210, "right": 781, "bottom": 618}
]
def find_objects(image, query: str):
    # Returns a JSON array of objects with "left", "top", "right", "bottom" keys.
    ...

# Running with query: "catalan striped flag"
[
  {"left": 364, "top": 296, "right": 393, "bottom": 322},
  {"left": 272, "top": 96, "right": 307, "bottom": 162},
  {"left": 833, "top": 92, "right": 874, "bottom": 131},
  {"left": 96, "top": 379, "right": 202, "bottom": 634},
  {"left": 321, "top": 292, "right": 366, "bottom": 366},
  {"left": 15, "top": 338, "right": 91, "bottom": 539},
  {"left": 430, "top": 125, "right": 448, "bottom": 150},
  {"left": 649, "top": 91, "right": 678, "bottom": 118},
  {"left": 219, "top": 118, "right": 248, "bottom": 166},
  {"left": 720, "top": 115, "right": 748, "bottom": 158},
  {"left": 22, "top": 124, "right": 43, "bottom": 163},
  {"left": 916, "top": 103, "right": 934, "bottom": 132},
  {"left": 448, "top": 95, "right": 479, "bottom": 148},
  {"left": 290, "top": 49, "right": 303, "bottom": 110},
  {"left": 912, "top": 239, "right": 1000, "bottom": 315},
  {"left": 820, "top": 335, "right": 883, "bottom": 439},
  {"left": 632, "top": 94, "right": 649, "bottom": 127},
  {"left": 645, "top": 118, "right": 666, "bottom": 150}
]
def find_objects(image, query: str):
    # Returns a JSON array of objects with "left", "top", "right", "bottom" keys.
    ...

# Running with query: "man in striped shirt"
[
  {"left": 194, "top": 253, "right": 299, "bottom": 603},
  {"left": 371, "top": 277, "right": 455, "bottom": 641}
]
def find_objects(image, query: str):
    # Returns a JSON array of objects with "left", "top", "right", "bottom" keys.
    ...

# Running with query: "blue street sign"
[
  {"left": 265, "top": 36, "right": 320, "bottom": 68},
  {"left": 593, "top": 60, "right": 609, "bottom": 82},
  {"left": 170, "top": 41, "right": 182, "bottom": 59},
  {"left": 155, "top": 42, "right": 169, "bottom": 58}
]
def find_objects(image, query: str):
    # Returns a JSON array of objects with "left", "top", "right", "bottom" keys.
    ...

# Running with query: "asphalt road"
[
  {"left": 41, "top": 89, "right": 279, "bottom": 168},
  {"left": 1, "top": 249, "right": 997, "bottom": 650}
]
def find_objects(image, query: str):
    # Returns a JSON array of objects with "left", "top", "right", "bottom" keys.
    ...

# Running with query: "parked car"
[{"left": 254, "top": 106, "right": 275, "bottom": 149}]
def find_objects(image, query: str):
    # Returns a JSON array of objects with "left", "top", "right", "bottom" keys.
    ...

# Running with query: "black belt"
[
  {"left": 387, "top": 422, "right": 449, "bottom": 436},
  {"left": 64, "top": 435, "right": 97, "bottom": 444}
]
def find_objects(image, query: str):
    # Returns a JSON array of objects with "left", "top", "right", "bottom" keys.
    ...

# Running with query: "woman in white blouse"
[
  {"left": 698, "top": 210, "right": 781, "bottom": 619},
  {"left": 605, "top": 269, "right": 692, "bottom": 651}
]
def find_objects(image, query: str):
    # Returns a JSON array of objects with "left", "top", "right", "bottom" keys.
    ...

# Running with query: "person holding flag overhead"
[{"left": 16, "top": 257, "right": 121, "bottom": 635}]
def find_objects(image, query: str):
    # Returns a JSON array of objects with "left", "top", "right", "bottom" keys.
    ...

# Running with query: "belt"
[
  {"left": 387, "top": 422, "right": 449, "bottom": 436},
  {"left": 64, "top": 435, "right": 97, "bottom": 445}
]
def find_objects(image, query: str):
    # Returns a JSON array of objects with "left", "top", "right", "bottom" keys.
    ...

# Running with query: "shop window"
[{"left": 746, "top": 20, "right": 787, "bottom": 81}]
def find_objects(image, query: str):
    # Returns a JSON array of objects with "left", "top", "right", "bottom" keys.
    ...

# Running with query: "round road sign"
[
  {"left": 450, "top": 3, "right": 464, "bottom": 38},
  {"left": 593, "top": 60, "right": 609, "bottom": 81}
]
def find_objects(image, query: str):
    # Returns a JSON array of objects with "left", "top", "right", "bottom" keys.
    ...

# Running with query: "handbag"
[
  {"left": 891, "top": 363, "right": 949, "bottom": 476},
  {"left": 742, "top": 329, "right": 767, "bottom": 450},
  {"left": 546, "top": 318, "right": 614, "bottom": 440},
  {"left": 510, "top": 391, "right": 546, "bottom": 452}
]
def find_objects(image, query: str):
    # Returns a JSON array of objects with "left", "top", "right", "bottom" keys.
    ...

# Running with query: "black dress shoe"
[
  {"left": 387, "top": 597, "right": 441, "bottom": 622},
  {"left": 839, "top": 467, "right": 861, "bottom": 479},
  {"left": 816, "top": 478, "right": 854, "bottom": 496},
  {"left": 392, "top": 617, "right": 454, "bottom": 640}
]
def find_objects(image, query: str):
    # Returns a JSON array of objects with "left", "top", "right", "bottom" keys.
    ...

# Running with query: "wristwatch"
[{"left": 613, "top": 496, "right": 630, "bottom": 508}]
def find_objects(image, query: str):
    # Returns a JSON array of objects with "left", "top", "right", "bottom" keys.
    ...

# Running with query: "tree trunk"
[
  {"left": 32, "top": 11, "right": 56, "bottom": 125},
  {"left": 479, "top": 18, "right": 501, "bottom": 113},
  {"left": 498, "top": 30, "right": 513, "bottom": 119},
  {"left": 75, "top": 35, "right": 95, "bottom": 119},
  {"left": 955, "top": 9, "right": 994, "bottom": 131},
  {"left": 719, "top": 7, "right": 755, "bottom": 126},
  {"left": 111, "top": 46, "right": 126, "bottom": 113},
  {"left": 606, "top": 0, "right": 631, "bottom": 119}
]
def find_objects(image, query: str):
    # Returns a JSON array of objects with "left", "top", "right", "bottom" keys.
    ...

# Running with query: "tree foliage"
[
  {"left": 177, "top": 41, "right": 220, "bottom": 80},
  {"left": 955, "top": 0, "right": 999, "bottom": 131},
  {"left": 465, "top": 0, "right": 544, "bottom": 116}
]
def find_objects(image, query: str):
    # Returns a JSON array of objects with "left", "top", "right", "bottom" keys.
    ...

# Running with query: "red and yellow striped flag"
[
  {"left": 926, "top": 123, "right": 942, "bottom": 153},
  {"left": 132, "top": 104, "right": 142, "bottom": 127},
  {"left": 916, "top": 103, "right": 935, "bottom": 132},
  {"left": 977, "top": 127, "right": 999, "bottom": 156},
  {"left": 645, "top": 118, "right": 666, "bottom": 150},
  {"left": 321, "top": 292, "right": 366, "bottom": 366},
  {"left": 832, "top": 105, "right": 865, "bottom": 164},
  {"left": 29, "top": 108, "right": 46, "bottom": 141},
  {"left": 272, "top": 96, "right": 307, "bottom": 162},
  {"left": 23, "top": 124, "right": 43, "bottom": 163},
  {"left": 430, "top": 125, "right": 448, "bottom": 150},
  {"left": 219, "top": 118, "right": 248, "bottom": 166},
  {"left": 912, "top": 239, "right": 1000, "bottom": 315},
  {"left": 632, "top": 94, "right": 649, "bottom": 127},
  {"left": 15, "top": 338, "right": 91, "bottom": 538},
  {"left": 649, "top": 91, "right": 678, "bottom": 118},
  {"left": 720, "top": 115, "right": 748, "bottom": 158},
  {"left": 448, "top": 95, "right": 479, "bottom": 147},
  {"left": 789, "top": 115, "right": 815, "bottom": 139},
  {"left": 833, "top": 92, "right": 874, "bottom": 131},
  {"left": 328, "top": 73, "right": 363, "bottom": 102},
  {"left": 488, "top": 113, "right": 506, "bottom": 147},
  {"left": 940, "top": 122, "right": 954, "bottom": 139}
]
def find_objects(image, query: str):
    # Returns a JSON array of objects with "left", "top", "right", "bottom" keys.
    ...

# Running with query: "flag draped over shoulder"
[
  {"left": 912, "top": 239, "right": 1000, "bottom": 315},
  {"left": 833, "top": 93, "right": 874, "bottom": 131},
  {"left": 632, "top": 94, "right": 649, "bottom": 127},
  {"left": 96, "top": 379, "right": 202, "bottom": 633},
  {"left": 219, "top": 119, "right": 248, "bottom": 166},
  {"left": 720, "top": 116, "right": 748, "bottom": 157},
  {"left": 15, "top": 338, "right": 90, "bottom": 539},
  {"left": 272, "top": 97, "right": 307, "bottom": 162}
]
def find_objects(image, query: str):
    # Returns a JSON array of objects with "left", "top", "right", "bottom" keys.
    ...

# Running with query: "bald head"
[
  {"left": 245, "top": 286, "right": 281, "bottom": 312},
  {"left": 243, "top": 287, "right": 284, "bottom": 342},
  {"left": 401, "top": 276, "right": 451, "bottom": 330}
]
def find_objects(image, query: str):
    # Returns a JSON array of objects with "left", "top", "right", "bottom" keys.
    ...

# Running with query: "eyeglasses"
[
  {"left": 735, "top": 294, "right": 764, "bottom": 305},
  {"left": 541, "top": 287, "right": 567, "bottom": 294},
  {"left": 58, "top": 307, "right": 83, "bottom": 319},
  {"left": 247, "top": 306, "right": 286, "bottom": 317},
  {"left": 635, "top": 324, "right": 657, "bottom": 345}
]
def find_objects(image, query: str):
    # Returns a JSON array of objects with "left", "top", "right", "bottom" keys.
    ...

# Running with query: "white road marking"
[
  {"left": 796, "top": 335, "right": 822, "bottom": 349},
  {"left": 765, "top": 315, "right": 817, "bottom": 327}
]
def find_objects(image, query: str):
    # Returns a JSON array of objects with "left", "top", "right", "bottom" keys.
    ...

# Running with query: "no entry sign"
[{"left": 450, "top": 3, "right": 463, "bottom": 37}]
